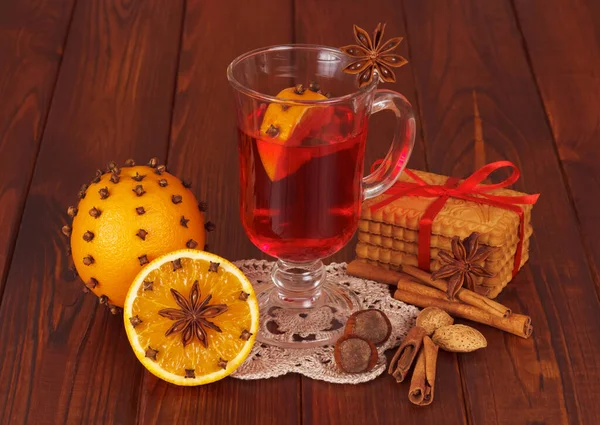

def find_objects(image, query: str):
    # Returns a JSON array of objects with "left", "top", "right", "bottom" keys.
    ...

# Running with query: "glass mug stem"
[
  {"left": 271, "top": 260, "right": 326, "bottom": 308},
  {"left": 269, "top": 90, "right": 416, "bottom": 310}
]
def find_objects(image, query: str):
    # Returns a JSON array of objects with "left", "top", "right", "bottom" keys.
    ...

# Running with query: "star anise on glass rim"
[
  {"left": 340, "top": 23, "right": 408, "bottom": 87},
  {"left": 431, "top": 232, "right": 496, "bottom": 299},
  {"left": 158, "top": 280, "right": 227, "bottom": 348}
]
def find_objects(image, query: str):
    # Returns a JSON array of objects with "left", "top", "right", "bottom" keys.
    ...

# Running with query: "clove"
[
  {"left": 172, "top": 258, "right": 182, "bottom": 271},
  {"left": 78, "top": 184, "right": 88, "bottom": 199},
  {"left": 132, "top": 172, "right": 145, "bottom": 182},
  {"left": 145, "top": 346, "right": 159, "bottom": 360},
  {"left": 265, "top": 124, "right": 280, "bottom": 138},
  {"left": 180, "top": 216, "right": 189, "bottom": 228},
  {"left": 92, "top": 169, "right": 103, "bottom": 184},
  {"left": 89, "top": 207, "right": 101, "bottom": 218},
  {"left": 186, "top": 239, "right": 198, "bottom": 249},
  {"left": 107, "top": 161, "right": 118, "bottom": 173},
  {"left": 83, "top": 231, "right": 94, "bottom": 242},
  {"left": 133, "top": 185, "right": 146, "bottom": 197},
  {"left": 136, "top": 229, "right": 148, "bottom": 240},
  {"left": 172, "top": 194, "right": 182, "bottom": 204},
  {"left": 62, "top": 225, "right": 72, "bottom": 237},
  {"left": 67, "top": 206, "right": 78, "bottom": 218},
  {"left": 98, "top": 187, "right": 109, "bottom": 199},
  {"left": 86, "top": 278, "right": 99, "bottom": 289},
  {"left": 129, "top": 315, "right": 142, "bottom": 327}
]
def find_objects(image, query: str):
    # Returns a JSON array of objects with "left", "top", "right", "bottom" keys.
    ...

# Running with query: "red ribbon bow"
[{"left": 369, "top": 161, "right": 540, "bottom": 276}]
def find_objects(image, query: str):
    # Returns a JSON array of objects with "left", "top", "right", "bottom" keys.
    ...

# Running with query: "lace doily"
[{"left": 232, "top": 260, "right": 420, "bottom": 384}]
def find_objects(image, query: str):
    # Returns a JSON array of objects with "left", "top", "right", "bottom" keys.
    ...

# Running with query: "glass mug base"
[{"left": 253, "top": 260, "right": 361, "bottom": 348}]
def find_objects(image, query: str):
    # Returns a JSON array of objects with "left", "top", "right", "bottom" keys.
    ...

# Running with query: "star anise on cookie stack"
[{"left": 431, "top": 232, "right": 496, "bottom": 299}]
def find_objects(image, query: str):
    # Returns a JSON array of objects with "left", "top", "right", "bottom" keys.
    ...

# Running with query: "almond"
[
  {"left": 432, "top": 324, "right": 487, "bottom": 353},
  {"left": 416, "top": 307, "right": 454, "bottom": 336}
]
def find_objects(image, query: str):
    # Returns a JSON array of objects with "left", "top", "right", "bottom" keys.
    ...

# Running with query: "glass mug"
[{"left": 228, "top": 45, "right": 415, "bottom": 347}]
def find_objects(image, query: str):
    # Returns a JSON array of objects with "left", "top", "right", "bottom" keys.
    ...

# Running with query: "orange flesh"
[{"left": 130, "top": 257, "right": 253, "bottom": 376}]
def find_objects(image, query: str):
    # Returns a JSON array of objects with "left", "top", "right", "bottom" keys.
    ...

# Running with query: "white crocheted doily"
[{"left": 232, "top": 260, "right": 420, "bottom": 384}]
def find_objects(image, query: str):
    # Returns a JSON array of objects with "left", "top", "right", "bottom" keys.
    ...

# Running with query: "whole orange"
[{"left": 67, "top": 159, "right": 208, "bottom": 309}]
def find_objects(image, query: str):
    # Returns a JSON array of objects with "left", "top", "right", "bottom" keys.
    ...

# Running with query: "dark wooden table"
[{"left": 1, "top": 0, "right": 599, "bottom": 424}]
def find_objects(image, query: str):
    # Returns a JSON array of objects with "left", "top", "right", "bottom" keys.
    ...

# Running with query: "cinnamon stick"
[
  {"left": 409, "top": 336, "right": 438, "bottom": 406},
  {"left": 346, "top": 260, "right": 511, "bottom": 319},
  {"left": 388, "top": 326, "right": 427, "bottom": 382},
  {"left": 347, "top": 260, "right": 404, "bottom": 286},
  {"left": 393, "top": 289, "right": 533, "bottom": 339},
  {"left": 402, "top": 265, "right": 511, "bottom": 318},
  {"left": 396, "top": 275, "right": 454, "bottom": 302}
]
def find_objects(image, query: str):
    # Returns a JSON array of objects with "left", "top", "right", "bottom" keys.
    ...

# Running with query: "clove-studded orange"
[
  {"left": 66, "top": 159, "right": 211, "bottom": 309},
  {"left": 124, "top": 249, "right": 259, "bottom": 386}
]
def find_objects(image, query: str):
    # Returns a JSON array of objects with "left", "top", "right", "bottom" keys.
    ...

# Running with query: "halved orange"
[
  {"left": 258, "top": 85, "right": 331, "bottom": 181},
  {"left": 123, "top": 249, "right": 259, "bottom": 386}
]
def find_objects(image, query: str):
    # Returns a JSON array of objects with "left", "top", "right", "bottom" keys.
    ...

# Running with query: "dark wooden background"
[{"left": 1, "top": 0, "right": 599, "bottom": 424}]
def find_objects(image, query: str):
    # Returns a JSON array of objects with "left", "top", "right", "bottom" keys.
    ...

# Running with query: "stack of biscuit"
[{"left": 356, "top": 169, "right": 535, "bottom": 299}]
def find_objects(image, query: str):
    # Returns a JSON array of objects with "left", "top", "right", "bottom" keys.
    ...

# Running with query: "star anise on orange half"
[
  {"left": 158, "top": 280, "right": 227, "bottom": 347},
  {"left": 340, "top": 23, "right": 408, "bottom": 87},
  {"left": 431, "top": 232, "right": 496, "bottom": 299}
]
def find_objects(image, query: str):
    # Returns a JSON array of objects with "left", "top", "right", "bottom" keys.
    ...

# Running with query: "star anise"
[
  {"left": 340, "top": 23, "right": 408, "bottom": 87},
  {"left": 158, "top": 280, "right": 227, "bottom": 347},
  {"left": 431, "top": 232, "right": 496, "bottom": 299}
]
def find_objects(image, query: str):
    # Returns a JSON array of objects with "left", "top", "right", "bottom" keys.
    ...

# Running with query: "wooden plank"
[
  {"left": 513, "top": 0, "right": 600, "bottom": 285},
  {"left": 0, "top": 0, "right": 75, "bottom": 295},
  {"left": 402, "top": 0, "right": 600, "bottom": 423},
  {"left": 295, "top": 3, "right": 468, "bottom": 425},
  {"left": 0, "top": 0, "right": 184, "bottom": 423},
  {"left": 135, "top": 1, "right": 301, "bottom": 425}
]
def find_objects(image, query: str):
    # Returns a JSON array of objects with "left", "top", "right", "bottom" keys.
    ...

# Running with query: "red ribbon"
[{"left": 369, "top": 161, "right": 539, "bottom": 276}]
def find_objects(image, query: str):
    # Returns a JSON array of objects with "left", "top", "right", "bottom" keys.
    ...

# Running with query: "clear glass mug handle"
[{"left": 363, "top": 90, "right": 416, "bottom": 199}]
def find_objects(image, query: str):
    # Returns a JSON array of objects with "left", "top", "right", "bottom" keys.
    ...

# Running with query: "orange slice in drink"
[
  {"left": 123, "top": 249, "right": 259, "bottom": 386},
  {"left": 258, "top": 85, "right": 331, "bottom": 181}
]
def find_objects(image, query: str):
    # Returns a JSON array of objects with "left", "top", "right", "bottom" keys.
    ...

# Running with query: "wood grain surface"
[
  {"left": 0, "top": 0, "right": 75, "bottom": 295},
  {"left": 0, "top": 0, "right": 599, "bottom": 423},
  {"left": 513, "top": 0, "right": 600, "bottom": 289}
]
